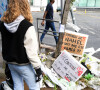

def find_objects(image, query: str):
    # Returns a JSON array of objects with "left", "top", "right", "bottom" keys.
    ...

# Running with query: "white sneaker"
[{"left": 1, "top": 81, "right": 12, "bottom": 90}]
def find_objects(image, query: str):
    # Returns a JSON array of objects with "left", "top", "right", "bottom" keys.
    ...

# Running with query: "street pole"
[
  {"left": 61, "top": 0, "right": 63, "bottom": 17},
  {"left": 86, "top": 0, "right": 88, "bottom": 7},
  {"left": 55, "top": 0, "right": 71, "bottom": 57},
  {"left": 94, "top": 0, "right": 96, "bottom": 7},
  {"left": 70, "top": 9, "right": 75, "bottom": 24}
]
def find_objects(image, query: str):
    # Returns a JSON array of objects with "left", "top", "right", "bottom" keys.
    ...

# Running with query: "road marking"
[
  {"left": 87, "top": 27, "right": 94, "bottom": 30},
  {"left": 76, "top": 12, "right": 100, "bottom": 19},
  {"left": 89, "top": 31, "right": 95, "bottom": 34},
  {"left": 80, "top": 26, "right": 95, "bottom": 35}
]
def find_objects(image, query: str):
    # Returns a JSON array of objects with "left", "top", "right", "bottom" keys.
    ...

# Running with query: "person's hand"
[
  {"left": 41, "top": 21, "right": 45, "bottom": 26},
  {"left": 35, "top": 68, "right": 43, "bottom": 82}
]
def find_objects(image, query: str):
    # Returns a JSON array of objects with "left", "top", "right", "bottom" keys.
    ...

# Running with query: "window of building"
[{"left": 30, "top": 0, "right": 33, "bottom": 5}]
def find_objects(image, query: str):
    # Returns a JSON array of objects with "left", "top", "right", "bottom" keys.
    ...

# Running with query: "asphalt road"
[
  {"left": 74, "top": 10, "right": 100, "bottom": 50},
  {"left": 32, "top": 10, "right": 100, "bottom": 50}
]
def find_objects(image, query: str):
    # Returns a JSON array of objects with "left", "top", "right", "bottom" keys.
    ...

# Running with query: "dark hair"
[{"left": 50, "top": 0, "right": 53, "bottom": 2}]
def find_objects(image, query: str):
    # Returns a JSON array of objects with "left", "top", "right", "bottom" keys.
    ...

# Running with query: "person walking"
[
  {"left": 0, "top": 0, "right": 42, "bottom": 90},
  {"left": 40, "top": 0, "right": 58, "bottom": 44}
]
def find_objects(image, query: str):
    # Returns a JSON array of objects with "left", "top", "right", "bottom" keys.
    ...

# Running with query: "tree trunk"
[{"left": 55, "top": 0, "right": 71, "bottom": 57}]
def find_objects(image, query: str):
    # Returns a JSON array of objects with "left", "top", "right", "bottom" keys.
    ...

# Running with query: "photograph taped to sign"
[
  {"left": 52, "top": 50, "right": 87, "bottom": 82},
  {"left": 61, "top": 30, "right": 88, "bottom": 57}
]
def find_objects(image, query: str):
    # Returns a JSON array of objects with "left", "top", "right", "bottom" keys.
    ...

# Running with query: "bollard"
[{"left": 85, "top": 9, "right": 86, "bottom": 14}]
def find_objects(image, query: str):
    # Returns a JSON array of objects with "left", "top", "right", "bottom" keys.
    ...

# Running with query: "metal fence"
[{"left": 37, "top": 18, "right": 60, "bottom": 46}]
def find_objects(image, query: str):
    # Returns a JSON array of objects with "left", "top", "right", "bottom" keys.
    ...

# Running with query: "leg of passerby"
[
  {"left": 50, "top": 22, "right": 58, "bottom": 44},
  {"left": 8, "top": 64, "right": 39, "bottom": 90},
  {"left": 40, "top": 22, "right": 49, "bottom": 43}
]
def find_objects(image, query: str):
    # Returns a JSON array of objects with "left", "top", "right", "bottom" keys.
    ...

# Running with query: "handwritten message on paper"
[
  {"left": 61, "top": 30, "right": 88, "bottom": 57},
  {"left": 59, "top": 24, "right": 65, "bottom": 32},
  {"left": 52, "top": 50, "right": 87, "bottom": 82}
]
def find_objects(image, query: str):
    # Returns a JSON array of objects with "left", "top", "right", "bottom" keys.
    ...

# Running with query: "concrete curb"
[{"left": 76, "top": 7, "right": 100, "bottom": 11}]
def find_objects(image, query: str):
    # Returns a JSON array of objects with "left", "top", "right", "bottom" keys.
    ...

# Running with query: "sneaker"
[{"left": 0, "top": 81, "right": 12, "bottom": 90}]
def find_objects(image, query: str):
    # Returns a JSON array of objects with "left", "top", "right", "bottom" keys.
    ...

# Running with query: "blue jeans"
[
  {"left": 40, "top": 22, "right": 58, "bottom": 44},
  {"left": 8, "top": 64, "right": 39, "bottom": 90}
]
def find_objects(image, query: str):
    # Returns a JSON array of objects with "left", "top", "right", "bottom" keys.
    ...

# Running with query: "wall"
[
  {"left": 74, "top": 0, "right": 100, "bottom": 7},
  {"left": 30, "top": 0, "right": 59, "bottom": 11}
]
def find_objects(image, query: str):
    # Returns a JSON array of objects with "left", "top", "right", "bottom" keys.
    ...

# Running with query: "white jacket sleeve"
[{"left": 24, "top": 26, "right": 41, "bottom": 69}]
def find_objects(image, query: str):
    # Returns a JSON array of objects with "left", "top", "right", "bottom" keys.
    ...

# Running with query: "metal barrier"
[
  {"left": 37, "top": 18, "right": 60, "bottom": 53},
  {"left": 37, "top": 18, "right": 60, "bottom": 45}
]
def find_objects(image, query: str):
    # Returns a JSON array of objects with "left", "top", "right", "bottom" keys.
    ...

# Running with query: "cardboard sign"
[
  {"left": 52, "top": 50, "right": 87, "bottom": 82},
  {"left": 61, "top": 30, "right": 88, "bottom": 57}
]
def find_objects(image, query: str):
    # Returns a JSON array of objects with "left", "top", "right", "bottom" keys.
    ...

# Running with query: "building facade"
[
  {"left": 74, "top": 0, "right": 100, "bottom": 7},
  {"left": 29, "top": 0, "right": 100, "bottom": 12},
  {"left": 29, "top": 0, "right": 61, "bottom": 11}
]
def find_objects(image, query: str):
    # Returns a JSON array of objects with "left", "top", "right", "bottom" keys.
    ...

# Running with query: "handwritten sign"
[
  {"left": 61, "top": 30, "right": 88, "bottom": 57},
  {"left": 52, "top": 50, "right": 87, "bottom": 82}
]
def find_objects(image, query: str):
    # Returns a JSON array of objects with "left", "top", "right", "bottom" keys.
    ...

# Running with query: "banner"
[
  {"left": 0, "top": 0, "right": 7, "bottom": 18},
  {"left": 61, "top": 30, "right": 88, "bottom": 57},
  {"left": 52, "top": 50, "right": 87, "bottom": 82}
]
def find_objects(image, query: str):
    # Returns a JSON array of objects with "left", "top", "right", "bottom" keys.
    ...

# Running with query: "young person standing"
[{"left": 0, "top": 0, "right": 42, "bottom": 90}]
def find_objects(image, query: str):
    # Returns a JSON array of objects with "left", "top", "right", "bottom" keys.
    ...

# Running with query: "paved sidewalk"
[{"left": 0, "top": 52, "right": 5, "bottom": 78}]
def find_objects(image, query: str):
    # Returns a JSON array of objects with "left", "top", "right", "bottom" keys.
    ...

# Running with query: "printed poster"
[{"left": 0, "top": 0, "right": 7, "bottom": 18}]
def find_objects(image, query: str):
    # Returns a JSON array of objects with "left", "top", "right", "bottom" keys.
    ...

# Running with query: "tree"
[{"left": 55, "top": 0, "right": 75, "bottom": 57}]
